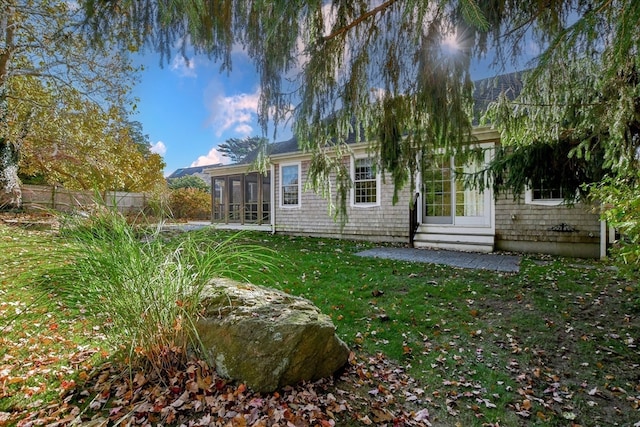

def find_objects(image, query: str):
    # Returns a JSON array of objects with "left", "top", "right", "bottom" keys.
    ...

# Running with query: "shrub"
[
  {"left": 589, "top": 173, "right": 640, "bottom": 274},
  {"left": 31, "top": 208, "right": 274, "bottom": 373},
  {"left": 168, "top": 175, "right": 210, "bottom": 191},
  {"left": 169, "top": 187, "right": 211, "bottom": 220}
]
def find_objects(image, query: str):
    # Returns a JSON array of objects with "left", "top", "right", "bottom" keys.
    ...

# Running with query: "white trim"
[
  {"left": 524, "top": 188, "right": 565, "bottom": 206},
  {"left": 350, "top": 155, "right": 381, "bottom": 208},
  {"left": 279, "top": 162, "right": 301, "bottom": 209},
  {"left": 421, "top": 142, "right": 495, "bottom": 230},
  {"left": 270, "top": 163, "right": 276, "bottom": 232}
]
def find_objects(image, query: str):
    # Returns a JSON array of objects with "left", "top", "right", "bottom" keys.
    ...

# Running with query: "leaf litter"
[
  {"left": 4, "top": 350, "right": 433, "bottom": 426},
  {"left": 2, "top": 219, "right": 640, "bottom": 426}
]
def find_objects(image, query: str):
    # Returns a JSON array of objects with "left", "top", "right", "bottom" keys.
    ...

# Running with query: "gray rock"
[{"left": 195, "top": 278, "right": 350, "bottom": 392}]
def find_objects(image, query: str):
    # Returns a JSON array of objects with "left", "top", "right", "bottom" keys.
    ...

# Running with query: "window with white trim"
[
  {"left": 525, "top": 180, "right": 565, "bottom": 205},
  {"left": 352, "top": 157, "right": 379, "bottom": 206},
  {"left": 280, "top": 163, "right": 300, "bottom": 207}
]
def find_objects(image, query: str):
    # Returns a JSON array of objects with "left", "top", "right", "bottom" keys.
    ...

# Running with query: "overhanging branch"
[{"left": 321, "top": 0, "right": 399, "bottom": 42}]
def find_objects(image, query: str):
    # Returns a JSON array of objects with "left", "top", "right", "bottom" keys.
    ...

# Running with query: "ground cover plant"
[{"left": 1, "top": 213, "right": 639, "bottom": 426}]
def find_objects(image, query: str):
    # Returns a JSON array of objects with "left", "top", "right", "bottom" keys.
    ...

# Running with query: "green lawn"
[
  {"left": 1, "top": 220, "right": 639, "bottom": 426},
  {"left": 243, "top": 232, "right": 640, "bottom": 426}
]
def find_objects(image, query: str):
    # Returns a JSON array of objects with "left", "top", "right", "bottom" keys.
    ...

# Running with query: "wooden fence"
[{"left": 21, "top": 184, "right": 148, "bottom": 214}]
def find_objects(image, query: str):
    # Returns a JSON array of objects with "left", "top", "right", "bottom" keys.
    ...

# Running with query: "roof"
[
  {"left": 167, "top": 164, "right": 221, "bottom": 179},
  {"left": 472, "top": 71, "right": 523, "bottom": 122},
  {"left": 204, "top": 72, "right": 524, "bottom": 170}
]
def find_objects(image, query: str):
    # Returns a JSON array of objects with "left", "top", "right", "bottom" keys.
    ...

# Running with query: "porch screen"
[
  {"left": 211, "top": 172, "right": 271, "bottom": 224},
  {"left": 213, "top": 178, "right": 225, "bottom": 221}
]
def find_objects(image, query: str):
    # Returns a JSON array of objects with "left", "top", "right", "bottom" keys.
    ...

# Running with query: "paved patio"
[{"left": 355, "top": 247, "right": 521, "bottom": 273}]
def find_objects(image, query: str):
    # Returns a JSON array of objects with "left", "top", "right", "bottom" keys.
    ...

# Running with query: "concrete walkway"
[
  {"left": 355, "top": 247, "right": 521, "bottom": 273},
  {"left": 161, "top": 222, "right": 521, "bottom": 273}
]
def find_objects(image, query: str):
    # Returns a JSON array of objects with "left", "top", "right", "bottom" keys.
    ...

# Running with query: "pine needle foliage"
[{"left": 82, "top": 0, "right": 640, "bottom": 239}]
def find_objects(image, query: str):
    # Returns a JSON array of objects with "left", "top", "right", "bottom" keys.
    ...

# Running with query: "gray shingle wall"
[
  {"left": 274, "top": 158, "right": 410, "bottom": 242},
  {"left": 494, "top": 193, "right": 601, "bottom": 257}
]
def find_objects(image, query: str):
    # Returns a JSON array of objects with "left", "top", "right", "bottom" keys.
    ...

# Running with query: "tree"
[
  {"left": 168, "top": 175, "right": 210, "bottom": 192},
  {"left": 82, "top": 1, "right": 639, "bottom": 227},
  {"left": 218, "top": 136, "right": 267, "bottom": 164},
  {"left": 13, "top": 76, "right": 165, "bottom": 192},
  {"left": 1, "top": 0, "right": 161, "bottom": 208}
]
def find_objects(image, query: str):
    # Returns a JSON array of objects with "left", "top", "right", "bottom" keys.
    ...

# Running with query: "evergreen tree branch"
[{"left": 321, "top": 0, "right": 399, "bottom": 42}]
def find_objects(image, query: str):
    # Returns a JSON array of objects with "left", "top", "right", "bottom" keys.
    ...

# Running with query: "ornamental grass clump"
[{"left": 47, "top": 209, "right": 274, "bottom": 373}]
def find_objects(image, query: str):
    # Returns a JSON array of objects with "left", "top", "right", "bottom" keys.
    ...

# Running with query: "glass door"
[
  {"left": 423, "top": 150, "right": 491, "bottom": 227},
  {"left": 423, "top": 154, "right": 453, "bottom": 224}
]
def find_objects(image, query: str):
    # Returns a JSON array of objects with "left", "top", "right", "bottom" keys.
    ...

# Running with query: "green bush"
[
  {"left": 589, "top": 173, "right": 640, "bottom": 274},
  {"left": 168, "top": 175, "right": 210, "bottom": 191},
  {"left": 169, "top": 187, "right": 211, "bottom": 220}
]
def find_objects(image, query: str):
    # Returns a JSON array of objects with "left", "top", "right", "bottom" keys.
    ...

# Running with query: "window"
[
  {"left": 525, "top": 180, "right": 565, "bottom": 205},
  {"left": 280, "top": 163, "right": 300, "bottom": 207},
  {"left": 352, "top": 157, "right": 379, "bottom": 206}
]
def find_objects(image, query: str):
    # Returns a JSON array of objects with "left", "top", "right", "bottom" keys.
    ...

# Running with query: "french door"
[{"left": 423, "top": 149, "right": 492, "bottom": 227}]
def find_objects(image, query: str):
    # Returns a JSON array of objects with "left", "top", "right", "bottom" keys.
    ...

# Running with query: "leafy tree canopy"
[
  {"left": 1, "top": 0, "right": 165, "bottom": 207},
  {"left": 167, "top": 175, "right": 210, "bottom": 192},
  {"left": 14, "top": 76, "right": 166, "bottom": 192},
  {"left": 218, "top": 136, "right": 268, "bottom": 164},
  {"left": 82, "top": 0, "right": 639, "bottom": 224}
]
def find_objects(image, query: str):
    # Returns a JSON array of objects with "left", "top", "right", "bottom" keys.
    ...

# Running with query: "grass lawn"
[{"left": 1, "top": 216, "right": 639, "bottom": 426}]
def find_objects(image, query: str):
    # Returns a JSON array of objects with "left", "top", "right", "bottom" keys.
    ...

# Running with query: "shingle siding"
[
  {"left": 494, "top": 193, "right": 601, "bottom": 257},
  {"left": 274, "top": 158, "right": 410, "bottom": 242}
]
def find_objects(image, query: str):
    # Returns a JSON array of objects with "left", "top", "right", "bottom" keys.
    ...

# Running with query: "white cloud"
[
  {"left": 150, "top": 140, "right": 167, "bottom": 155},
  {"left": 234, "top": 123, "right": 253, "bottom": 135},
  {"left": 171, "top": 55, "right": 197, "bottom": 78},
  {"left": 190, "top": 146, "right": 229, "bottom": 167},
  {"left": 204, "top": 85, "right": 261, "bottom": 137}
]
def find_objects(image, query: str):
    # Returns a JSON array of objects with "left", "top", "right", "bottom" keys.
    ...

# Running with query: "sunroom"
[{"left": 209, "top": 169, "right": 272, "bottom": 229}]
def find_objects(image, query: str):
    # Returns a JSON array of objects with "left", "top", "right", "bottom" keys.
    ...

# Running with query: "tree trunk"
[
  {"left": 0, "top": 78, "right": 22, "bottom": 209},
  {"left": 0, "top": 2, "right": 22, "bottom": 209},
  {"left": 0, "top": 138, "right": 22, "bottom": 210}
]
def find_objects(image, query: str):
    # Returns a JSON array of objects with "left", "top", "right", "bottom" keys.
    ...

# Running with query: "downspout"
[{"left": 270, "top": 163, "right": 276, "bottom": 234}]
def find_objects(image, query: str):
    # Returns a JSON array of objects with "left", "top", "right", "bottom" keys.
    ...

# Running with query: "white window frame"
[
  {"left": 351, "top": 156, "right": 381, "bottom": 207},
  {"left": 279, "top": 162, "right": 301, "bottom": 208},
  {"left": 422, "top": 143, "right": 495, "bottom": 229},
  {"left": 524, "top": 187, "right": 565, "bottom": 206}
]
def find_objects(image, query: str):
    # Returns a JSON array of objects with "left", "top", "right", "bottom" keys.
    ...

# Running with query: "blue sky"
[
  {"left": 132, "top": 49, "right": 291, "bottom": 176},
  {"left": 133, "top": 44, "right": 524, "bottom": 177}
]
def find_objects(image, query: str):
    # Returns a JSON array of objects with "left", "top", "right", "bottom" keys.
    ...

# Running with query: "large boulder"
[{"left": 195, "top": 278, "right": 350, "bottom": 393}]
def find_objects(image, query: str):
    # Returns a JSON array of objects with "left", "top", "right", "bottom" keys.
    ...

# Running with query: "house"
[
  {"left": 167, "top": 165, "right": 220, "bottom": 183},
  {"left": 203, "top": 77, "right": 610, "bottom": 259}
]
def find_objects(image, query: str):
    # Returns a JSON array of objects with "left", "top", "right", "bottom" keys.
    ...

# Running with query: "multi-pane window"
[
  {"left": 281, "top": 164, "right": 300, "bottom": 206},
  {"left": 353, "top": 158, "right": 378, "bottom": 205},
  {"left": 532, "top": 182, "right": 564, "bottom": 200},
  {"left": 526, "top": 179, "right": 565, "bottom": 205},
  {"left": 423, "top": 147, "right": 491, "bottom": 226},
  {"left": 424, "top": 155, "right": 452, "bottom": 218}
]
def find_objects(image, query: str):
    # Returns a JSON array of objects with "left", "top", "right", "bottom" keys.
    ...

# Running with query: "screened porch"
[{"left": 212, "top": 172, "right": 271, "bottom": 225}]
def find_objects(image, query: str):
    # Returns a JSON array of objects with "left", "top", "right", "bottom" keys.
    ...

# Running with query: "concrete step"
[{"left": 413, "top": 230, "right": 495, "bottom": 253}]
